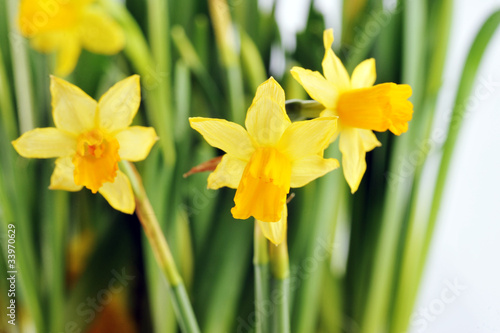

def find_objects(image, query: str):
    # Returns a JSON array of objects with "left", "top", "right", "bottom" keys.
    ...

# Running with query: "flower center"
[
  {"left": 231, "top": 147, "right": 291, "bottom": 222},
  {"left": 337, "top": 83, "right": 413, "bottom": 135},
  {"left": 72, "top": 129, "right": 120, "bottom": 193}
]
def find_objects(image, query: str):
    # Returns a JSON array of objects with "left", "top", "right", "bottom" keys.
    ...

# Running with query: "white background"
[{"left": 270, "top": 0, "right": 500, "bottom": 331}]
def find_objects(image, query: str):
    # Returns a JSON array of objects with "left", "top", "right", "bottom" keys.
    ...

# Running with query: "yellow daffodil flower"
[
  {"left": 18, "top": 0, "right": 125, "bottom": 76},
  {"left": 190, "top": 77, "right": 339, "bottom": 244},
  {"left": 291, "top": 29, "right": 413, "bottom": 193},
  {"left": 12, "top": 75, "right": 158, "bottom": 214}
]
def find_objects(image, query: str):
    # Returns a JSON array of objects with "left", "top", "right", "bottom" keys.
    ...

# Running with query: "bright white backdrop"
[{"left": 270, "top": 0, "right": 500, "bottom": 331}]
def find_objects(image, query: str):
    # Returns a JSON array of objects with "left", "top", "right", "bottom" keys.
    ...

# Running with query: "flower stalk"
[
  {"left": 121, "top": 161, "right": 200, "bottom": 333},
  {"left": 253, "top": 223, "right": 270, "bottom": 333},
  {"left": 7, "top": 0, "right": 35, "bottom": 133},
  {"left": 269, "top": 238, "right": 290, "bottom": 333}
]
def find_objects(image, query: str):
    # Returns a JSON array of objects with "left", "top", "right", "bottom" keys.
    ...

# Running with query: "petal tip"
[
  {"left": 50, "top": 75, "right": 66, "bottom": 86},
  {"left": 323, "top": 28, "right": 334, "bottom": 50},
  {"left": 289, "top": 67, "right": 304, "bottom": 82},
  {"left": 329, "top": 158, "right": 340, "bottom": 170},
  {"left": 122, "top": 205, "right": 136, "bottom": 215},
  {"left": 346, "top": 175, "right": 361, "bottom": 194},
  {"left": 125, "top": 74, "right": 141, "bottom": 90},
  {"left": 267, "top": 76, "right": 277, "bottom": 84},
  {"left": 11, "top": 139, "right": 23, "bottom": 157},
  {"left": 346, "top": 174, "right": 362, "bottom": 194},
  {"left": 259, "top": 76, "right": 282, "bottom": 93},
  {"left": 130, "top": 74, "right": 140, "bottom": 82}
]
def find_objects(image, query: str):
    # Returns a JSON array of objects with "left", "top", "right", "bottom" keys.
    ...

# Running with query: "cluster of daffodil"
[
  {"left": 9, "top": 0, "right": 495, "bottom": 332},
  {"left": 14, "top": 11, "right": 414, "bottom": 245},
  {"left": 190, "top": 29, "right": 413, "bottom": 245},
  {"left": 12, "top": 0, "right": 413, "bottom": 323}
]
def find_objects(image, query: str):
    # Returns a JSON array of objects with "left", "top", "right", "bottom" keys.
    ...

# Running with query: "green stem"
[
  {"left": 171, "top": 26, "right": 223, "bottom": 112},
  {"left": 104, "top": 0, "right": 152, "bottom": 75},
  {"left": 240, "top": 30, "right": 267, "bottom": 92},
  {"left": 401, "top": 0, "right": 427, "bottom": 105},
  {"left": 226, "top": 65, "right": 246, "bottom": 124},
  {"left": 345, "top": 6, "right": 389, "bottom": 72},
  {"left": 270, "top": 239, "right": 290, "bottom": 333},
  {"left": 7, "top": 0, "right": 34, "bottom": 132},
  {"left": 254, "top": 223, "right": 270, "bottom": 333},
  {"left": 146, "top": 0, "right": 176, "bottom": 167},
  {"left": 121, "top": 161, "right": 200, "bottom": 333},
  {"left": 105, "top": 0, "right": 176, "bottom": 166},
  {"left": 208, "top": 0, "right": 245, "bottom": 124},
  {"left": 0, "top": 46, "right": 17, "bottom": 140},
  {"left": 44, "top": 190, "right": 68, "bottom": 333}
]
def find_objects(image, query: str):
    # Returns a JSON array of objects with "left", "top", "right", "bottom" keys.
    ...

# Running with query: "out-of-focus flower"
[
  {"left": 291, "top": 29, "right": 413, "bottom": 193},
  {"left": 12, "top": 75, "right": 158, "bottom": 214},
  {"left": 190, "top": 77, "right": 338, "bottom": 244},
  {"left": 18, "top": 0, "right": 125, "bottom": 76}
]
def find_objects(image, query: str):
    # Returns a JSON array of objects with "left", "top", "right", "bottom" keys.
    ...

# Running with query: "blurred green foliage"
[{"left": 1, "top": 0, "right": 499, "bottom": 332}]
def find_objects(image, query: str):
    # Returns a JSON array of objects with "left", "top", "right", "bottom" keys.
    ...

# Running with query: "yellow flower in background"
[
  {"left": 18, "top": 0, "right": 125, "bottom": 76},
  {"left": 291, "top": 29, "right": 413, "bottom": 193},
  {"left": 190, "top": 77, "right": 338, "bottom": 244},
  {"left": 12, "top": 75, "right": 158, "bottom": 214}
]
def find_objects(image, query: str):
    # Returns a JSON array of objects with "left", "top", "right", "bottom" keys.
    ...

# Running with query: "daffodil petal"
[
  {"left": 290, "top": 67, "right": 337, "bottom": 109},
  {"left": 77, "top": 0, "right": 95, "bottom": 5},
  {"left": 231, "top": 148, "right": 291, "bottom": 222},
  {"left": 358, "top": 129, "right": 381, "bottom": 151},
  {"left": 190, "top": 117, "right": 254, "bottom": 160},
  {"left": 98, "top": 75, "right": 141, "bottom": 132},
  {"left": 351, "top": 58, "right": 376, "bottom": 89},
  {"left": 49, "top": 157, "right": 83, "bottom": 191},
  {"left": 80, "top": 7, "right": 125, "bottom": 55},
  {"left": 99, "top": 170, "right": 135, "bottom": 214},
  {"left": 339, "top": 127, "right": 367, "bottom": 193},
  {"left": 207, "top": 154, "right": 246, "bottom": 189},
  {"left": 12, "top": 128, "right": 76, "bottom": 158},
  {"left": 322, "top": 29, "right": 350, "bottom": 92},
  {"left": 322, "top": 112, "right": 340, "bottom": 143},
  {"left": 290, "top": 155, "right": 339, "bottom": 188},
  {"left": 30, "top": 32, "right": 63, "bottom": 53},
  {"left": 115, "top": 126, "right": 158, "bottom": 161},
  {"left": 54, "top": 34, "right": 81, "bottom": 76},
  {"left": 257, "top": 205, "right": 287, "bottom": 245},
  {"left": 51, "top": 76, "right": 97, "bottom": 134},
  {"left": 245, "top": 77, "right": 291, "bottom": 146},
  {"left": 18, "top": 0, "right": 80, "bottom": 36},
  {"left": 278, "top": 117, "right": 337, "bottom": 160}
]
